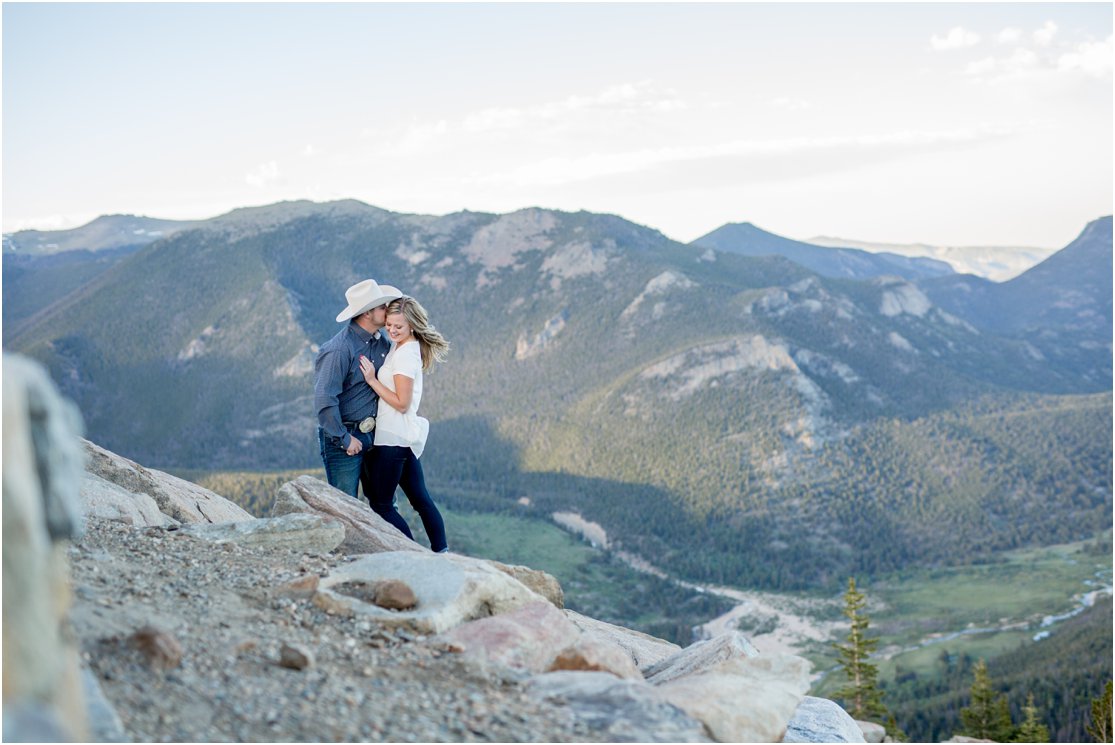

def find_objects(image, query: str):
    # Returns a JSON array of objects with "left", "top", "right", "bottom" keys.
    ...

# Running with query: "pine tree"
[
  {"left": 833, "top": 577, "right": 888, "bottom": 721},
  {"left": 1012, "top": 693, "right": 1050, "bottom": 743},
  {"left": 959, "top": 659, "right": 1015, "bottom": 741},
  {"left": 1087, "top": 681, "right": 1113, "bottom": 743}
]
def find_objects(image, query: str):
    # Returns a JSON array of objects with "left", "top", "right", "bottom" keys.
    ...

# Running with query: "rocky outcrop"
[
  {"left": 783, "top": 696, "right": 866, "bottom": 742},
  {"left": 3, "top": 354, "right": 89, "bottom": 742},
  {"left": 82, "top": 438, "right": 251, "bottom": 524},
  {"left": 271, "top": 475, "right": 422, "bottom": 554},
  {"left": 180, "top": 513, "right": 345, "bottom": 554}
]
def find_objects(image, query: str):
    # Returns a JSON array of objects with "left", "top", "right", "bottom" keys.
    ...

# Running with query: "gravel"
[{"left": 68, "top": 518, "right": 610, "bottom": 742}]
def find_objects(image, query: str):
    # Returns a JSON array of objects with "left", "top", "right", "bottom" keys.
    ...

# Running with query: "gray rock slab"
[
  {"left": 315, "top": 551, "right": 544, "bottom": 634},
  {"left": 80, "top": 473, "right": 179, "bottom": 528},
  {"left": 486, "top": 559, "right": 564, "bottom": 608},
  {"left": 644, "top": 630, "right": 760, "bottom": 685},
  {"left": 180, "top": 513, "right": 344, "bottom": 553},
  {"left": 654, "top": 655, "right": 812, "bottom": 743},
  {"left": 527, "top": 671, "right": 713, "bottom": 742},
  {"left": 783, "top": 696, "right": 866, "bottom": 743},
  {"left": 271, "top": 475, "right": 421, "bottom": 554},
  {"left": 81, "top": 439, "right": 251, "bottom": 524}
]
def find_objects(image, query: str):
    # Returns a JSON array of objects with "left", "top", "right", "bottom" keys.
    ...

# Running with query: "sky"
[{"left": 2, "top": 2, "right": 1112, "bottom": 248}]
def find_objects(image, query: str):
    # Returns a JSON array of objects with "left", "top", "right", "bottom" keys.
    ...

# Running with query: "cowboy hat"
[{"left": 336, "top": 280, "right": 403, "bottom": 322}]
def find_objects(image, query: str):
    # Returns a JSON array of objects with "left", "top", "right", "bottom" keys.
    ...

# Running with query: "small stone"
[
  {"left": 277, "top": 574, "right": 320, "bottom": 598},
  {"left": 279, "top": 643, "right": 315, "bottom": 671},
  {"left": 132, "top": 625, "right": 184, "bottom": 670},
  {"left": 373, "top": 579, "right": 418, "bottom": 610}
]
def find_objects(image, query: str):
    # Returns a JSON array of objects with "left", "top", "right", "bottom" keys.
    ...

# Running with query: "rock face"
[
  {"left": 313, "top": 551, "right": 545, "bottom": 634},
  {"left": 3, "top": 354, "right": 89, "bottom": 742},
  {"left": 82, "top": 438, "right": 251, "bottom": 524},
  {"left": 783, "top": 696, "right": 867, "bottom": 743},
  {"left": 271, "top": 475, "right": 422, "bottom": 554},
  {"left": 180, "top": 513, "right": 345, "bottom": 554},
  {"left": 80, "top": 472, "right": 179, "bottom": 527}
]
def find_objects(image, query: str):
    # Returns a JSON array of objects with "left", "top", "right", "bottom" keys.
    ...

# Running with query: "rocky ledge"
[{"left": 4, "top": 352, "right": 867, "bottom": 743}]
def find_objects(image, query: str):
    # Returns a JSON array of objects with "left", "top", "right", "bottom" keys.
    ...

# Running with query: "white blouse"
[{"left": 373, "top": 341, "right": 429, "bottom": 457}]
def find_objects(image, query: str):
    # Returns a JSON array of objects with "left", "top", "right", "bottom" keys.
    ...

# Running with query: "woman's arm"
[{"left": 360, "top": 356, "right": 414, "bottom": 412}]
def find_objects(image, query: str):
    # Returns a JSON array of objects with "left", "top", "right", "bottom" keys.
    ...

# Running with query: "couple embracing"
[{"left": 312, "top": 279, "right": 450, "bottom": 552}]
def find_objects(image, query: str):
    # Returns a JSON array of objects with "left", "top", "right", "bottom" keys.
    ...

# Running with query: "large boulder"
[
  {"left": 79, "top": 472, "right": 179, "bottom": 528},
  {"left": 3, "top": 354, "right": 89, "bottom": 741},
  {"left": 180, "top": 513, "right": 345, "bottom": 554},
  {"left": 654, "top": 655, "right": 812, "bottom": 743},
  {"left": 271, "top": 475, "right": 422, "bottom": 554},
  {"left": 313, "top": 551, "right": 544, "bottom": 634},
  {"left": 645, "top": 630, "right": 760, "bottom": 685},
  {"left": 527, "top": 671, "right": 713, "bottom": 742},
  {"left": 783, "top": 696, "right": 866, "bottom": 743},
  {"left": 564, "top": 608, "right": 681, "bottom": 670},
  {"left": 81, "top": 438, "right": 251, "bottom": 524},
  {"left": 437, "top": 601, "right": 642, "bottom": 679}
]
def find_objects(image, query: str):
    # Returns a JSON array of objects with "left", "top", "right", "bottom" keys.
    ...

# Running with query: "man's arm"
[{"left": 313, "top": 348, "right": 353, "bottom": 449}]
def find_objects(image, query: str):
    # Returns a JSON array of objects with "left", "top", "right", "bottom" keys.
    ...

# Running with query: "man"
[{"left": 313, "top": 279, "right": 403, "bottom": 498}]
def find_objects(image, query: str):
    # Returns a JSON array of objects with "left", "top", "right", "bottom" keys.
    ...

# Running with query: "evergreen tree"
[
  {"left": 1088, "top": 681, "right": 1113, "bottom": 743},
  {"left": 833, "top": 577, "right": 888, "bottom": 721},
  {"left": 1012, "top": 693, "right": 1049, "bottom": 743},
  {"left": 959, "top": 659, "right": 1014, "bottom": 741}
]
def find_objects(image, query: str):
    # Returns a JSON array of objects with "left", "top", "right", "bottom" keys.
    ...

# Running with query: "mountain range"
[
  {"left": 807, "top": 235, "right": 1056, "bottom": 281},
  {"left": 3, "top": 200, "right": 1111, "bottom": 592}
]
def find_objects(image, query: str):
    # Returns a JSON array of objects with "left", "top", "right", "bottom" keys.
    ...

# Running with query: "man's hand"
[{"left": 346, "top": 436, "right": 363, "bottom": 456}]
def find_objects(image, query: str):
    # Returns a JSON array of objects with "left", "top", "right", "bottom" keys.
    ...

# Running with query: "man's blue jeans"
[{"left": 318, "top": 426, "right": 375, "bottom": 499}]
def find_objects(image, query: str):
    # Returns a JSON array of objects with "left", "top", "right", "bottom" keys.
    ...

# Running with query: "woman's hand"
[{"left": 359, "top": 355, "right": 377, "bottom": 386}]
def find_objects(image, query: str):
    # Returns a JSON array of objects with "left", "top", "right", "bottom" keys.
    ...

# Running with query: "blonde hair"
[{"left": 386, "top": 296, "right": 449, "bottom": 371}]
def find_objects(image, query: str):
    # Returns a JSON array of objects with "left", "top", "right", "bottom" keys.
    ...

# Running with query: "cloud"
[
  {"left": 965, "top": 48, "right": 1039, "bottom": 78},
  {"left": 770, "top": 97, "right": 811, "bottom": 111},
  {"left": 1033, "top": 21, "right": 1058, "bottom": 47},
  {"left": 467, "top": 125, "right": 1024, "bottom": 188},
  {"left": 302, "top": 144, "right": 319, "bottom": 157},
  {"left": 1058, "top": 36, "right": 1113, "bottom": 78},
  {"left": 362, "top": 81, "right": 687, "bottom": 157},
  {"left": 245, "top": 161, "right": 279, "bottom": 187},
  {"left": 931, "top": 26, "right": 981, "bottom": 51},
  {"left": 996, "top": 27, "right": 1023, "bottom": 45},
  {"left": 965, "top": 34, "right": 1111, "bottom": 83}
]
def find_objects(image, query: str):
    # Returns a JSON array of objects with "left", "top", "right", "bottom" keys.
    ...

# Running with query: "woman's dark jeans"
[{"left": 367, "top": 445, "right": 447, "bottom": 552}]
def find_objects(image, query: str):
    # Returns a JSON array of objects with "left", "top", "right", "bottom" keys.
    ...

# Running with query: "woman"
[{"left": 359, "top": 296, "right": 450, "bottom": 553}]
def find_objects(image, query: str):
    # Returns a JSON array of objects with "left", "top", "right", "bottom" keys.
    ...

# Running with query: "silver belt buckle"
[{"left": 358, "top": 416, "right": 376, "bottom": 433}]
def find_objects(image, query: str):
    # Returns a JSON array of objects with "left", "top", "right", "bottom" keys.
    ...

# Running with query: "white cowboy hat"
[{"left": 335, "top": 280, "right": 403, "bottom": 322}]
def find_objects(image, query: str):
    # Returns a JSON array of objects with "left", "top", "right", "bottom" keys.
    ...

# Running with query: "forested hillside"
[
  {"left": 888, "top": 594, "right": 1112, "bottom": 742},
  {"left": 6, "top": 201, "right": 1111, "bottom": 595}
]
